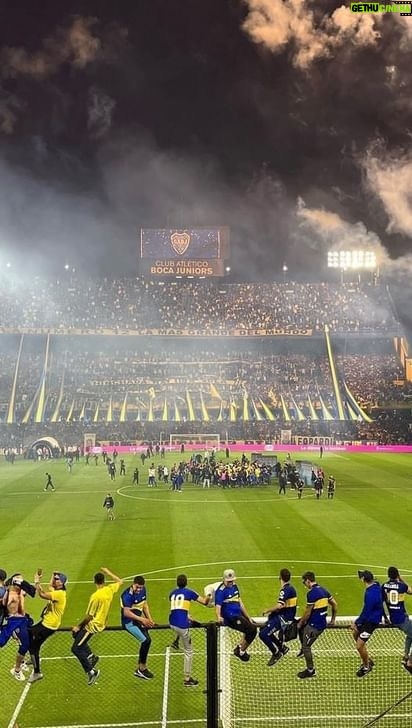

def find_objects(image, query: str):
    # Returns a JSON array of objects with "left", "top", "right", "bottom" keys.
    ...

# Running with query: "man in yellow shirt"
[
  {"left": 28, "top": 570, "right": 68, "bottom": 683},
  {"left": 71, "top": 566, "right": 123, "bottom": 685}
]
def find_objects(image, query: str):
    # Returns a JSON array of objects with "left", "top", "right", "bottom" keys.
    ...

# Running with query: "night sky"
[{"left": 0, "top": 0, "right": 412, "bottom": 280}]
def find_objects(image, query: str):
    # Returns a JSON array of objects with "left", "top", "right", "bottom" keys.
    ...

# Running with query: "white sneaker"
[
  {"left": 21, "top": 662, "right": 31, "bottom": 673},
  {"left": 28, "top": 672, "right": 43, "bottom": 683},
  {"left": 10, "top": 668, "right": 25, "bottom": 681}
]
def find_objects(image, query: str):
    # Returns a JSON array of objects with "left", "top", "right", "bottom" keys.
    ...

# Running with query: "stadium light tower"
[{"left": 327, "top": 249, "right": 378, "bottom": 283}]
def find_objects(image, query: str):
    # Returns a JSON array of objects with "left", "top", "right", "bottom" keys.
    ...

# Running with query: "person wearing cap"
[
  {"left": 351, "top": 570, "right": 383, "bottom": 677},
  {"left": 297, "top": 571, "right": 337, "bottom": 679},
  {"left": 72, "top": 566, "right": 123, "bottom": 686},
  {"left": 215, "top": 569, "right": 257, "bottom": 663},
  {"left": 381, "top": 566, "right": 412, "bottom": 672},
  {"left": 259, "top": 568, "right": 297, "bottom": 666},
  {"left": 121, "top": 575, "right": 155, "bottom": 680},
  {"left": 169, "top": 574, "right": 211, "bottom": 687},
  {"left": 27, "top": 570, "right": 68, "bottom": 683}
]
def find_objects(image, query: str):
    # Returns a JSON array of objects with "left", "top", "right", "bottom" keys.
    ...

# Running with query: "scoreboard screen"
[{"left": 139, "top": 227, "right": 229, "bottom": 277}]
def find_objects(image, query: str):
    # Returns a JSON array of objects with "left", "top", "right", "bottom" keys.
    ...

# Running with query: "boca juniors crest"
[{"left": 170, "top": 231, "right": 191, "bottom": 255}]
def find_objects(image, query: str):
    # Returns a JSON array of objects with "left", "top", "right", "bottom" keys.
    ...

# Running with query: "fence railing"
[{"left": 3, "top": 622, "right": 412, "bottom": 728}]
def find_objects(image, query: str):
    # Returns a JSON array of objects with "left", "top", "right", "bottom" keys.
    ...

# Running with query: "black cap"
[
  {"left": 358, "top": 570, "right": 374, "bottom": 582},
  {"left": 0, "top": 569, "right": 6, "bottom": 581}
]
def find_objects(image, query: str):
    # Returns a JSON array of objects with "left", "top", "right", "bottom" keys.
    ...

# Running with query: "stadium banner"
[
  {"left": 139, "top": 227, "right": 230, "bottom": 277},
  {"left": 89, "top": 443, "right": 412, "bottom": 454},
  {"left": 0, "top": 326, "right": 313, "bottom": 336}
]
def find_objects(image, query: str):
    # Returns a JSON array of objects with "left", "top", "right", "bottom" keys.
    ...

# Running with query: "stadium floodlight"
[{"left": 327, "top": 249, "right": 377, "bottom": 270}]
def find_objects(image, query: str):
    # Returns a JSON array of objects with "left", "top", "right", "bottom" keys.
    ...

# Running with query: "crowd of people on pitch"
[
  {"left": 1, "top": 564, "right": 411, "bottom": 688},
  {"left": 0, "top": 276, "right": 400, "bottom": 334}
]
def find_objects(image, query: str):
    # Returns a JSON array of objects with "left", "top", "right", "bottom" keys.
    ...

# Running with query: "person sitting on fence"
[
  {"left": 259, "top": 568, "right": 297, "bottom": 666},
  {"left": 121, "top": 575, "right": 155, "bottom": 680},
  {"left": 215, "top": 569, "right": 257, "bottom": 663}
]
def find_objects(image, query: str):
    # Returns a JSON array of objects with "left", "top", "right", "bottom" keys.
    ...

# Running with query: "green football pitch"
[{"left": 2, "top": 451, "right": 412, "bottom": 728}]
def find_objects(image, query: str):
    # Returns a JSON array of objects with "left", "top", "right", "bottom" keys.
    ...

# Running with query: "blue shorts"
[{"left": 0, "top": 616, "right": 31, "bottom": 654}]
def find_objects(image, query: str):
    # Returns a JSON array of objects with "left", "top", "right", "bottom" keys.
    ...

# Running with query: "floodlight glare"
[{"left": 327, "top": 249, "right": 377, "bottom": 270}]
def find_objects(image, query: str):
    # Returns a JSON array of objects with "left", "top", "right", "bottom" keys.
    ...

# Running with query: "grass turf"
[{"left": 2, "top": 451, "right": 412, "bottom": 727}]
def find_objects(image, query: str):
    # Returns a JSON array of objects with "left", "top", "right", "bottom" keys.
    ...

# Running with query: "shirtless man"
[{"left": 0, "top": 574, "right": 35, "bottom": 681}]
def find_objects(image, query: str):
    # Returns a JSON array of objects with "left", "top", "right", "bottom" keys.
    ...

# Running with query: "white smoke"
[
  {"left": 296, "top": 197, "right": 388, "bottom": 261},
  {"left": 365, "top": 146, "right": 412, "bottom": 238},
  {"left": 87, "top": 87, "right": 116, "bottom": 138},
  {"left": 1, "top": 16, "right": 101, "bottom": 79},
  {"left": 242, "top": 0, "right": 384, "bottom": 69}
]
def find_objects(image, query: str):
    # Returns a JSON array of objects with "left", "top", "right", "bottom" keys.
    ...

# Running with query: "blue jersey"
[
  {"left": 272, "top": 583, "right": 297, "bottom": 621},
  {"left": 306, "top": 584, "right": 333, "bottom": 631},
  {"left": 382, "top": 580, "right": 409, "bottom": 626},
  {"left": 215, "top": 583, "right": 242, "bottom": 621},
  {"left": 356, "top": 582, "right": 383, "bottom": 626},
  {"left": 169, "top": 587, "right": 199, "bottom": 629},
  {"left": 120, "top": 586, "right": 148, "bottom": 626}
]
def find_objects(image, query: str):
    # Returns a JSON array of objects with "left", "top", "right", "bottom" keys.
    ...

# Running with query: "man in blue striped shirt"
[{"left": 352, "top": 570, "right": 383, "bottom": 677}]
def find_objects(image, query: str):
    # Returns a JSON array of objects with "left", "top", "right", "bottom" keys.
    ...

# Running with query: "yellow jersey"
[
  {"left": 42, "top": 589, "right": 67, "bottom": 630},
  {"left": 86, "top": 583, "right": 120, "bottom": 633}
]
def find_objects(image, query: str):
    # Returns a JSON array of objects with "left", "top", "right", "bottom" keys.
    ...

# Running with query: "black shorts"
[{"left": 356, "top": 622, "right": 378, "bottom": 642}]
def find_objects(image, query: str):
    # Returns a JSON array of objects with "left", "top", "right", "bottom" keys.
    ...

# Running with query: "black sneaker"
[
  {"left": 89, "top": 654, "right": 99, "bottom": 668},
  {"left": 281, "top": 645, "right": 290, "bottom": 656},
  {"left": 298, "top": 668, "right": 316, "bottom": 679},
  {"left": 135, "top": 668, "right": 154, "bottom": 680},
  {"left": 234, "top": 646, "right": 250, "bottom": 662},
  {"left": 184, "top": 677, "right": 199, "bottom": 687},
  {"left": 296, "top": 648, "right": 304, "bottom": 658},
  {"left": 356, "top": 665, "right": 372, "bottom": 678},
  {"left": 267, "top": 652, "right": 281, "bottom": 667},
  {"left": 171, "top": 639, "right": 180, "bottom": 650},
  {"left": 87, "top": 669, "right": 100, "bottom": 686},
  {"left": 404, "top": 664, "right": 412, "bottom": 675}
]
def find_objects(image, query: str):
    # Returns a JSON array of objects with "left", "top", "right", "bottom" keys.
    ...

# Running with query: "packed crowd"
[
  {"left": 0, "top": 335, "right": 408, "bottom": 428},
  {"left": 0, "top": 277, "right": 401, "bottom": 333}
]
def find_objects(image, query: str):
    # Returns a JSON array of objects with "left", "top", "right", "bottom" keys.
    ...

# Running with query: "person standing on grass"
[
  {"left": 44, "top": 473, "right": 55, "bottom": 491},
  {"left": 382, "top": 566, "right": 412, "bottom": 672},
  {"left": 28, "top": 571, "right": 67, "bottom": 683},
  {"left": 71, "top": 567, "right": 123, "bottom": 685},
  {"left": 351, "top": 570, "right": 383, "bottom": 678},
  {"left": 327, "top": 476, "right": 336, "bottom": 499},
  {"left": 215, "top": 569, "right": 257, "bottom": 663},
  {"left": 259, "top": 568, "right": 297, "bottom": 666},
  {"left": 132, "top": 467, "right": 139, "bottom": 485},
  {"left": 296, "top": 571, "right": 337, "bottom": 679},
  {"left": 103, "top": 493, "right": 115, "bottom": 520},
  {"left": 169, "top": 574, "right": 210, "bottom": 687},
  {"left": 121, "top": 576, "right": 155, "bottom": 680}
]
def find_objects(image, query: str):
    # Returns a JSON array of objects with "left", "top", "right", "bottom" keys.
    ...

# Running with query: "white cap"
[{"left": 223, "top": 569, "right": 236, "bottom": 581}]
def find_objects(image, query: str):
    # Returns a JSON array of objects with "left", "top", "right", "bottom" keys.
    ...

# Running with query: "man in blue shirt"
[
  {"left": 169, "top": 574, "right": 210, "bottom": 687},
  {"left": 382, "top": 566, "right": 412, "bottom": 673},
  {"left": 259, "top": 568, "right": 297, "bottom": 666},
  {"left": 121, "top": 576, "right": 155, "bottom": 680},
  {"left": 297, "top": 571, "right": 337, "bottom": 679},
  {"left": 215, "top": 569, "right": 257, "bottom": 663},
  {"left": 352, "top": 570, "right": 383, "bottom": 677}
]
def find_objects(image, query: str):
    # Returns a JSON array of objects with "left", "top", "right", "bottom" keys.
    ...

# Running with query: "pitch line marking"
[{"left": 6, "top": 678, "right": 31, "bottom": 728}]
